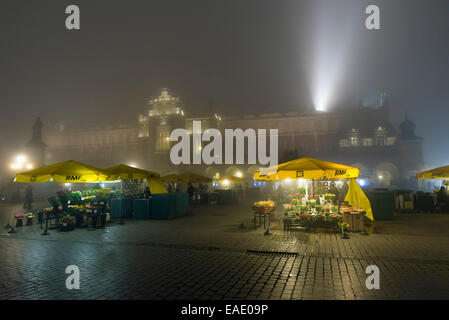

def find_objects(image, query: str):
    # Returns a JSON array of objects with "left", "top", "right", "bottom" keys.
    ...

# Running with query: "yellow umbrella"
[
  {"left": 344, "top": 178, "right": 374, "bottom": 221},
  {"left": 15, "top": 160, "right": 109, "bottom": 183},
  {"left": 103, "top": 164, "right": 160, "bottom": 180},
  {"left": 103, "top": 164, "right": 166, "bottom": 194},
  {"left": 416, "top": 165, "right": 449, "bottom": 179},
  {"left": 254, "top": 157, "right": 359, "bottom": 181},
  {"left": 162, "top": 172, "right": 212, "bottom": 184}
]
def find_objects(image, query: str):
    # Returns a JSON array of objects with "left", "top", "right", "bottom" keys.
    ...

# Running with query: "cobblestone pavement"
[{"left": 1, "top": 201, "right": 449, "bottom": 300}]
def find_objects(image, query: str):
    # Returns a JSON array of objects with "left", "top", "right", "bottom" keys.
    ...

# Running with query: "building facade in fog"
[{"left": 44, "top": 89, "right": 424, "bottom": 188}]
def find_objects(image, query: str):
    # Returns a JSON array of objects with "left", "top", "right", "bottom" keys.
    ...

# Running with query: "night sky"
[{"left": 0, "top": 0, "right": 448, "bottom": 168}]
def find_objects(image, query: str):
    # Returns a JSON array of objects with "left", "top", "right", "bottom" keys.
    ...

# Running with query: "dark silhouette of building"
[{"left": 43, "top": 89, "right": 424, "bottom": 189}]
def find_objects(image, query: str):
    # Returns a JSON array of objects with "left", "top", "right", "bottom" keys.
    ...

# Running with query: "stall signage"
[
  {"left": 296, "top": 170, "right": 304, "bottom": 178},
  {"left": 66, "top": 175, "right": 82, "bottom": 181},
  {"left": 335, "top": 169, "right": 347, "bottom": 176}
]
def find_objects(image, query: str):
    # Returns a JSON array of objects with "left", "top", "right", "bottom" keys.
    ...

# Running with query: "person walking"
[{"left": 23, "top": 186, "right": 33, "bottom": 211}]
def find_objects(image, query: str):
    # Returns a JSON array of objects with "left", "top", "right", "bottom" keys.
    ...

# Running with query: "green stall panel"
[
  {"left": 168, "top": 194, "right": 177, "bottom": 217},
  {"left": 111, "top": 198, "right": 134, "bottom": 218},
  {"left": 133, "top": 199, "right": 150, "bottom": 219},
  {"left": 175, "top": 192, "right": 189, "bottom": 217},
  {"left": 365, "top": 190, "right": 395, "bottom": 220},
  {"left": 150, "top": 194, "right": 174, "bottom": 219}
]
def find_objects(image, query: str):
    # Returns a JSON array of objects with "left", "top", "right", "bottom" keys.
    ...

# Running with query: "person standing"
[
  {"left": 143, "top": 185, "right": 151, "bottom": 199},
  {"left": 23, "top": 186, "right": 33, "bottom": 211}
]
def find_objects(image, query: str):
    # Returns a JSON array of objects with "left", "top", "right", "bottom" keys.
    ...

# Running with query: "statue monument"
[{"left": 27, "top": 117, "right": 47, "bottom": 167}]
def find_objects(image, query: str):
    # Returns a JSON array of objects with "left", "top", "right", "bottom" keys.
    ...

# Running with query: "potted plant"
[{"left": 338, "top": 222, "right": 350, "bottom": 239}]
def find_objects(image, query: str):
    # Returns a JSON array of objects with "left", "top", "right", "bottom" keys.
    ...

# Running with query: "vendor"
[{"left": 143, "top": 185, "right": 151, "bottom": 199}]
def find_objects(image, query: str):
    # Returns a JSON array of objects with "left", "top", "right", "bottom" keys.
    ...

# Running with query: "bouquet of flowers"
[
  {"left": 291, "top": 198, "right": 300, "bottom": 205},
  {"left": 253, "top": 200, "right": 275, "bottom": 214}
]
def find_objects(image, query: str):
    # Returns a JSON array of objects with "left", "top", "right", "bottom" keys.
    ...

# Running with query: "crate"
[{"left": 342, "top": 212, "right": 364, "bottom": 232}]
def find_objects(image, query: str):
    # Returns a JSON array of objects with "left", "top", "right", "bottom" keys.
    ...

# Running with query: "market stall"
[
  {"left": 162, "top": 172, "right": 211, "bottom": 209},
  {"left": 254, "top": 157, "right": 373, "bottom": 234},
  {"left": 103, "top": 164, "right": 166, "bottom": 220},
  {"left": 417, "top": 165, "right": 449, "bottom": 211},
  {"left": 14, "top": 160, "right": 111, "bottom": 234},
  {"left": 213, "top": 176, "right": 245, "bottom": 204}
]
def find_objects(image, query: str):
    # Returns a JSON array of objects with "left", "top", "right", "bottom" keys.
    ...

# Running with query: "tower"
[
  {"left": 137, "top": 88, "right": 186, "bottom": 172},
  {"left": 397, "top": 114, "right": 424, "bottom": 187},
  {"left": 26, "top": 117, "right": 47, "bottom": 167}
]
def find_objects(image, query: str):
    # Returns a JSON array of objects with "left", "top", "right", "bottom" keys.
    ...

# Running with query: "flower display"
[{"left": 253, "top": 200, "right": 275, "bottom": 208}]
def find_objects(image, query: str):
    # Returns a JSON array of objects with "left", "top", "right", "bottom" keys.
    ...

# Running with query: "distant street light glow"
[
  {"left": 9, "top": 154, "right": 33, "bottom": 172},
  {"left": 15, "top": 155, "right": 26, "bottom": 164}
]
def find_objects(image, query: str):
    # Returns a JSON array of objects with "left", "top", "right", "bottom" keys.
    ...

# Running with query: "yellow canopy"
[
  {"left": 104, "top": 164, "right": 160, "bottom": 181},
  {"left": 15, "top": 160, "right": 109, "bottom": 183},
  {"left": 416, "top": 165, "right": 449, "bottom": 179},
  {"left": 147, "top": 178, "right": 168, "bottom": 194},
  {"left": 344, "top": 178, "right": 374, "bottom": 221},
  {"left": 254, "top": 157, "right": 359, "bottom": 181},
  {"left": 214, "top": 176, "right": 245, "bottom": 184},
  {"left": 162, "top": 172, "right": 212, "bottom": 183},
  {"left": 103, "top": 164, "right": 166, "bottom": 194}
]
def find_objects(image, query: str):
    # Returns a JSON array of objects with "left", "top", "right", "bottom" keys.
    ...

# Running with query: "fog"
[{"left": 1, "top": 0, "right": 448, "bottom": 170}]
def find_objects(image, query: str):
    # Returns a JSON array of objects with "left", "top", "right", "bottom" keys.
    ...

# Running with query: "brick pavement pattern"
[{"left": 1, "top": 202, "right": 449, "bottom": 300}]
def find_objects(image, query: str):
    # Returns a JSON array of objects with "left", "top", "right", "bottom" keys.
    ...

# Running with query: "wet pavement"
[{"left": 1, "top": 201, "right": 449, "bottom": 300}]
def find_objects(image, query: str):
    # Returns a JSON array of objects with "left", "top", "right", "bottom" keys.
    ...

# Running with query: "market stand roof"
[
  {"left": 103, "top": 164, "right": 160, "bottom": 181},
  {"left": 254, "top": 157, "right": 359, "bottom": 181},
  {"left": 416, "top": 165, "right": 449, "bottom": 179},
  {"left": 14, "top": 160, "right": 109, "bottom": 183}
]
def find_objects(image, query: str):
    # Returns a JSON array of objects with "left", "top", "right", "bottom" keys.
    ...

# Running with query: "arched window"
[{"left": 375, "top": 127, "right": 387, "bottom": 146}]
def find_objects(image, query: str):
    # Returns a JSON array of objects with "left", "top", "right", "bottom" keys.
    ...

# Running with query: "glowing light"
[
  {"left": 235, "top": 171, "right": 243, "bottom": 178},
  {"left": 358, "top": 179, "right": 366, "bottom": 186},
  {"left": 15, "top": 155, "right": 26, "bottom": 164},
  {"left": 129, "top": 163, "right": 137, "bottom": 168},
  {"left": 378, "top": 175, "right": 383, "bottom": 180},
  {"left": 222, "top": 179, "right": 230, "bottom": 186},
  {"left": 65, "top": 183, "right": 71, "bottom": 187},
  {"left": 307, "top": 1, "right": 359, "bottom": 112},
  {"left": 284, "top": 178, "right": 292, "bottom": 184},
  {"left": 26, "top": 164, "right": 33, "bottom": 170}
]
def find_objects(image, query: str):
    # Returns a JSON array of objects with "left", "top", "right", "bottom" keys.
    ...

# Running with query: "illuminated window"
[
  {"left": 375, "top": 127, "right": 387, "bottom": 146},
  {"left": 156, "top": 130, "right": 170, "bottom": 151},
  {"left": 349, "top": 128, "right": 360, "bottom": 147}
]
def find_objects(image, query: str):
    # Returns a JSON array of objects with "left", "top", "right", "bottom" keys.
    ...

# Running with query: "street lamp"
[{"left": 9, "top": 154, "right": 33, "bottom": 172}]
